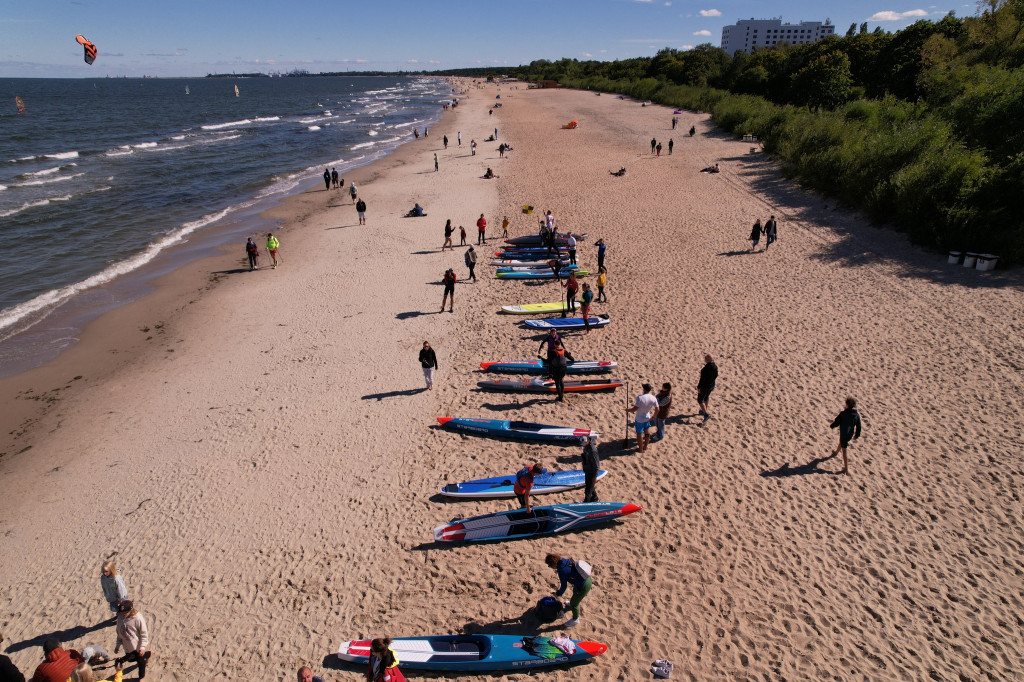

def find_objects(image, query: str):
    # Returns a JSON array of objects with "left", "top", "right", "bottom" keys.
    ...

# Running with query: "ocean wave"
[
  {"left": 134, "top": 142, "right": 158, "bottom": 149},
  {"left": 0, "top": 194, "right": 73, "bottom": 218},
  {"left": 106, "top": 147, "right": 134, "bottom": 157},
  {"left": 7, "top": 155, "right": 38, "bottom": 163},
  {"left": 170, "top": 134, "right": 187, "bottom": 140},
  {"left": 0, "top": 206, "right": 236, "bottom": 339},
  {"left": 26, "top": 165, "right": 74, "bottom": 177},
  {"left": 307, "top": 126, "right": 321, "bottom": 131},
  {"left": 253, "top": 116, "right": 281, "bottom": 122},
  {"left": 201, "top": 119, "right": 252, "bottom": 130},
  {"left": 44, "top": 151, "right": 79, "bottom": 160},
  {"left": 0, "top": 185, "right": 5, "bottom": 191},
  {"left": 350, "top": 141, "right": 376, "bottom": 150},
  {"left": 14, "top": 172, "right": 86, "bottom": 187},
  {"left": 367, "top": 130, "right": 379, "bottom": 136}
]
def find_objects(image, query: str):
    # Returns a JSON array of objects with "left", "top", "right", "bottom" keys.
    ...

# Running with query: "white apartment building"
[{"left": 721, "top": 18, "right": 836, "bottom": 56}]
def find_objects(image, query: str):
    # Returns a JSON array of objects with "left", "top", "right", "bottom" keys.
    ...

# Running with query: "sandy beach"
[{"left": 2, "top": 79, "right": 1024, "bottom": 681}]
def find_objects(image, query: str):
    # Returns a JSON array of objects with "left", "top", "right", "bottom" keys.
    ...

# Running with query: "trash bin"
[
  {"left": 947, "top": 251, "right": 962, "bottom": 265},
  {"left": 976, "top": 254, "right": 999, "bottom": 271},
  {"left": 962, "top": 253, "right": 979, "bottom": 268}
]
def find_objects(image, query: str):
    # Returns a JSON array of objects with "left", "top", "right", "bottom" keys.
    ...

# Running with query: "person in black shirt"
[
  {"left": 830, "top": 397, "right": 862, "bottom": 475},
  {"left": 697, "top": 354, "right": 718, "bottom": 423},
  {"left": 419, "top": 341, "right": 438, "bottom": 390},
  {"left": 580, "top": 434, "right": 600, "bottom": 502}
]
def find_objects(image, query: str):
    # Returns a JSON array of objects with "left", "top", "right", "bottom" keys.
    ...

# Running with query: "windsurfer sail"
[
  {"left": 75, "top": 34, "right": 97, "bottom": 65},
  {"left": 185, "top": 85, "right": 190, "bottom": 95},
  {"left": 234, "top": 84, "right": 239, "bottom": 97},
  {"left": 15, "top": 96, "right": 25, "bottom": 114}
]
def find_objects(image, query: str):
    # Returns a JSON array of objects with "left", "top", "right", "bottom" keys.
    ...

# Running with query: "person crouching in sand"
[{"left": 545, "top": 554, "right": 593, "bottom": 628}]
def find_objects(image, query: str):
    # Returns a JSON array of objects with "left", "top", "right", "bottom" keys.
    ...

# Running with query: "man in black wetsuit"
[{"left": 697, "top": 354, "right": 718, "bottom": 423}]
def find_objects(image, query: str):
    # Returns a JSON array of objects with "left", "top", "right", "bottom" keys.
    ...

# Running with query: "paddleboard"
[
  {"left": 499, "top": 302, "right": 579, "bottom": 315},
  {"left": 337, "top": 634, "right": 608, "bottom": 672},
  {"left": 434, "top": 501, "right": 641, "bottom": 542},
  {"left": 496, "top": 264, "right": 579, "bottom": 273},
  {"left": 506, "top": 233, "right": 586, "bottom": 246},
  {"left": 523, "top": 315, "right": 609, "bottom": 329},
  {"left": 490, "top": 259, "right": 570, "bottom": 267},
  {"left": 437, "top": 416, "right": 598, "bottom": 443},
  {"left": 477, "top": 378, "right": 622, "bottom": 393},
  {"left": 439, "top": 467, "right": 608, "bottom": 498},
  {"left": 497, "top": 270, "right": 590, "bottom": 279},
  {"left": 479, "top": 359, "right": 617, "bottom": 374}
]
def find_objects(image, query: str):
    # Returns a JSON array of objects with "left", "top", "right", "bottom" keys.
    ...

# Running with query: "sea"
[{"left": 0, "top": 75, "right": 450, "bottom": 376}]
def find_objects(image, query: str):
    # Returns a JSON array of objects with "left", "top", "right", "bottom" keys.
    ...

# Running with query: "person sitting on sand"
[
  {"left": 700, "top": 163, "right": 720, "bottom": 173},
  {"left": 609, "top": 167, "right": 626, "bottom": 177},
  {"left": 407, "top": 203, "right": 425, "bottom": 217},
  {"left": 545, "top": 554, "right": 593, "bottom": 628},
  {"left": 483, "top": 168, "right": 494, "bottom": 179},
  {"left": 366, "top": 638, "right": 406, "bottom": 682}
]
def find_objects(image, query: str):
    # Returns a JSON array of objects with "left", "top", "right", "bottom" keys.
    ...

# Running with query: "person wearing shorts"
[
  {"left": 265, "top": 233, "right": 279, "bottom": 269},
  {"left": 355, "top": 198, "right": 367, "bottom": 225},
  {"left": 627, "top": 383, "right": 659, "bottom": 453}
]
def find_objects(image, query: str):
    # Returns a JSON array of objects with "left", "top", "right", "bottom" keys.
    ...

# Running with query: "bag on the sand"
[{"left": 535, "top": 596, "right": 563, "bottom": 623}]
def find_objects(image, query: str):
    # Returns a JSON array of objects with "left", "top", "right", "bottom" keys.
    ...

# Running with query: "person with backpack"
[
  {"left": 544, "top": 554, "right": 593, "bottom": 628},
  {"left": 513, "top": 463, "right": 544, "bottom": 512}
]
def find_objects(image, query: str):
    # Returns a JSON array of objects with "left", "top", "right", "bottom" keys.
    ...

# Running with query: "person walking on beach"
[
  {"left": 349, "top": 183, "right": 358, "bottom": 204},
  {"left": 689, "top": 125, "right": 696, "bottom": 137},
  {"left": 440, "top": 268, "right": 456, "bottom": 313},
  {"left": 764, "top": 215, "right": 778, "bottom": 251},
  {"left": 434, "top": 153, "right": 439, "bottom": 172},
  {"left": 567, "top": 234, "right": 577, "bottom": 265},
  {"left": 830, "top": 397, "right": 862, "bottom": 475},
  {"left": 672, "top": 116, "right": 678, "bottom": 130},
  {"left": 656, "top": 142, "right": 662, "bottom": 157},
  {"left": 266, "top": 233, "right": 280, "bottom": 269},
  {"left": 627, "top": 383, "right": 659, "bottom": 453},
  {"left": 101, "top": 560, "right": 129, "bottom": 616},
  {"left": 459, "top": 225, "right": 467, "bottom": 246},
  {"left": 545, "top": 554, "right": 592, "bottom": 628},
  {"left": 366, "top": 638, "right": 407, "bottom": 682},
  {"left": 580, "top": 434, "right": 600, "bottom": 502},
  {"left": 561, "top": 271, "right": 579, "bottom": 319},
  {"left": 596, "top": 239, "right": 606, "bottom": 270},
  {"left": 471, "top": 140, "right": 477, "bottom": 155},
  {"left": 547, "top": 339, "right": 568, "bottom": 401},
  {"left": 749, "top": 218, "right": 762, "bottom": 251},
  {"left": 113, "top": 601, "right": 151, "bottom": 679},
  {"left": 457, "top": 131, "right": 461, "bottom": 146},
  {"left": 356, "top": 197, "right": 367, "bottom": 225},
  {"left": 419, "top": 341, "right": 438, "bottom": 391},
  {"left": 476, "top": 214, "right": 487, "bottom": 244},
  {"left": 650, "top": 138, "right": 656, "bottom": 154},
  {"left": 579, "top": 283, "right": 593, "bottom": 334},
  {"left": 442, "top": 219, "right": 454, "bottom": 251},
  {"left": 697, "top": 354, "right": 718, "bottom": 423},
  {"left": 653, "top": 382, "right": 672, "bottom": 442},
  {"left": 501, "top": 215, "right": 510, "bottom": 238},
  {"left": 443, "top": 134, "right": 448, "bottom": 149},
  {"left": 596, "top": 266, "right": 608, "bottom": 302},
  {"left": 464, "top": 245, "right": 477, "bottom": 282},
  {"left": 245, "top": 238, "right": 259, "bottom": 271},
  {"left": 668, "top": 138, "right": 674, "bottom": 154},
  {"left": 513, "top": 462, "right": 545, "bottom": 512},
  {"left": 331, "top": 168, "right": 339, "bottom": 188},
  {"left": 323, "top": 168, "right": 330, "bottom": 191}
]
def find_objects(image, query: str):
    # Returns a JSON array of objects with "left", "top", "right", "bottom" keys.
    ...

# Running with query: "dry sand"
[{"left": 2, "top": 81, "right": 1024, "bottom": 681}]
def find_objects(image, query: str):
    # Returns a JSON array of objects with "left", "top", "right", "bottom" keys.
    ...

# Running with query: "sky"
[{"left": 1, "top": 0, "right": 969, "bottom": 78}]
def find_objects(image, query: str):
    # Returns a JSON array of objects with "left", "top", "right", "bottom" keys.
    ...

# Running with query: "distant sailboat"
[
  {"left": 234, "top": 84, "right": 239, "bottom": 98},
  {"left": 185, "top": 85, "right": 190, "bottom": 95},
  {"left": 15, "top": 96, "right": 26, "bottom": 114}
]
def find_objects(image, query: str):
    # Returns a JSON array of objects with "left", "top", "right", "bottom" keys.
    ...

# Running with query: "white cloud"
[
  {"left": 600, "top": 49, "right": 608, "bottom": 53},
  {"left": 693, "top": 29, "right": 712, "bottom": 36},
  {"left": 633, "top": 0, "right": 653, "bottom": 3},
  {"left": 680, "top": 44, "right": 694, "bottom": 50},
  {"left": 867, "top": 9, "right": 928, "bottom": 21},
  {"left": 665, "top": 2, "right": 671, "bottom": 5},
  {"left": 582, "top": 52, "right": 593, "bottom": 57},
  {"left": 407, "top": 59, "right": 419, "bottom": 63},
  {"left": 699, "top": 9, "right": 722, "bottom": 17}
]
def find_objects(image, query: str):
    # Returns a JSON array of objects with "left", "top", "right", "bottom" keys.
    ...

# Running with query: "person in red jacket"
[
  {"left": 476, "top": 214, "right": 487, "bottom": 244},
  {"left": 513, "top": 463, "right": 545, "bottom": 512},
  {"left": 32, "top": 639, "right": 82, "bottom": 682}
]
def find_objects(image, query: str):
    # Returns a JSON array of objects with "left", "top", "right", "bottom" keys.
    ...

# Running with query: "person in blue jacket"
[
  {"left": 545, "top": 554, "right": 592, "bottom": 628},
  {"left": 830, "top": 397, "right": 862, "bottom": 475}
]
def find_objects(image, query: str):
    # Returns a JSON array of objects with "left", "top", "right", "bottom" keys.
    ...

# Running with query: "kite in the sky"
[
  {"left": 76, "top": 34, "right": 97, "bottom": 65},
  {"left": 16, "top": 96, "right": 26, "bottom": 114}
]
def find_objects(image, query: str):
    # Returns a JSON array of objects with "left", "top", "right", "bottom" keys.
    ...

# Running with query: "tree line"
[{"left": 508, "top": 1, "right": 1024, "bottom": 264}]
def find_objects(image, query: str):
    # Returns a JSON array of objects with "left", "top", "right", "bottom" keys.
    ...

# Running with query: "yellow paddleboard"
[{"left": 500, "top": 301, "right": 580, "bottom": 315}]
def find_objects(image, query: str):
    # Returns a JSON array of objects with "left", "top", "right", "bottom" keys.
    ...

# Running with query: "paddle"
[{"left": 623, "top": 380, "right": 630, "bottom": 449}]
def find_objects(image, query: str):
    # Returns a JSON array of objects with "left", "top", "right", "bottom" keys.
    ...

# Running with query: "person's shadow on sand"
[
  {"left": 462, "top": 606, "right": 554, "bottom": 635},
  {"left": 717, "top": 250, "right": 758, "bottom": 257},
  {"left": 6, "top": 619, "right": 115, "bottom": 653},
  {"left": 361, "top": 388, "right": 426, "bottom": 401},
  {"left": 396, "top": 311, "right": 442, "bottom": 319},
  {"left": 760, "top": 453, "right": 839, "bottom": 478}
]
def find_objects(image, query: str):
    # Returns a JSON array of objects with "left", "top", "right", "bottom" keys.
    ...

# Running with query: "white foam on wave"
[
  {"left": 134, "top": 142, "right": 158, "bottom": 149},
  {"left": 367, "top": 130, "right": 379, "bottom": 136},
  {"left": 336, "top": 118, "right": 355, "bottom": 124},
  {"left": 350, "top": 141, "right": 376, "bottom": 150},
  {"left": 0, "top": 194, "right": 73, "bottom": 218},
  {"left": 392, "top": 121, "right": 419, "bottom": 129},
  {"left": 0, "top": 205, "right": 236, "bottom": 339},
  {"left": 45, "top": 151, "right": 79, "bottom": 160},
  {"left": 106, "top": 147, "right": 134, "bottom": 157},
  {"left": 307, "top": 126, "right": 321, "bottom": 131},
  {"left": 171, "top": 134, "right": 186, "bottom": 141},
  {"left": 201, "top": 119, "right": 252, "bottom": 130},
  {"left": 0, "top": 185, "right": 6, "bottom": 191},
  {"left": 15, "top": 172, "right": 86, "bottom": 187},
  {"left": 27, "top": 165, "right": 67, "bottom": 177},
  {"left": 8, "top": 155, "right": 38, "bottom": 163},
  {"left": 254, "top": 116, "right": 280, "bottom": 122}
]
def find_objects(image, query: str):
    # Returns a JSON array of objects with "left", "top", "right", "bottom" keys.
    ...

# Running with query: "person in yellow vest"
[{"left": 266, "top": 233, "right": 280, "bottom": 269}]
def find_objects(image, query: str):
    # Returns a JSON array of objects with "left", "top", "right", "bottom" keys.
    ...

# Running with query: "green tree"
[{"left": 789, "top": 51, "right": 854, "bottom": 110}]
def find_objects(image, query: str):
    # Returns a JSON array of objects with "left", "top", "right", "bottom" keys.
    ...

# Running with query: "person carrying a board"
[
  {"left": 545, "top": 554, "right": 593, "bottom": 628},
  {"left": 697, "top": 354, "right": 718, "bottom": 423},
  {"left": 626, "top": 383, "right": 658, "bottom": 454},
  {"left": 514, "top": 463, "right": 545, "bottom": 512},
  {"left": 440, "top": 268, "right": 456, "bottom": 313},
  {"left": 581, "top": 434, "right": 600, "bottom": 502},
  {"left": 830, "top": 397, "right": 862, "bottom": 475}
]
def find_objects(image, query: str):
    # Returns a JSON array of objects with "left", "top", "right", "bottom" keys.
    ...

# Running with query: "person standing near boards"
[
  {"left": 545, "top": 554, "right": 593, "bottom": 628},
  {"left": 476, "top": 214, "right": 487, "bottom": 244},
  {"left": 501, "top": 216, "right": 510, "bottom": 238},
  {"left": 356, "top": 197, "right": 367, "bottom": 225},
  {"left": 627, "top": 383, "right": 659, "bottom": 453},
  {"left": 514, "top": 463, "right": 545, "bottom": 511},
  {"left": 567, "top": 234, "right": 577, "bottom": 265},
  {"left": 697, "top": 354, "right": 718, "bottom": 423},
  {"left": 366, "top": 638, "right": 407, "bottom": 682},
  {"left": 419, "top": 342, "right": 438, "bottom": 391},
  {"left": 830, "top": 397, "right": 862, "bottom": 475},
  {"left": 596, "top": 266, "right": 608, "bottom": 302},
  {"left": 596, "top": 239, "right": 606, "bottom": 270},
  {"left": 580, "top": 434, "right": 600, "bottom": 502}
]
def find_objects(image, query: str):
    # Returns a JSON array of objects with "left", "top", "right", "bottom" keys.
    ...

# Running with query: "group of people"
[
  {"left": 625, "top": 356, "right": 717, "bottom": 452},
  {"left": 7, "top": 561, "right": 152, "bottom": 682},
  {"left": 747, "top": 215, "right": 778, "bottom": 251},
  {"left": 322, "top": 167, "right": 344, "bottom": 190},
  {"left": 244, "top": 233, "right": 281, "bottom": 271},
  {"left": 649, "top": 137, "right": 673, "bottom": 156}
]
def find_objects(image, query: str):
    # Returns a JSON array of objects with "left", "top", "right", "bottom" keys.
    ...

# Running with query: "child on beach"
[
  {"left": 749, "top": 219, "right": 762, "bottom": 251},
  {"left": 459, "top": 225, "right": 467, "bottom": 246},
  {"left": 101, "top": 560, "right": 129, "bottom": 614},
  {"left": 545, "top": 554, "right": 593, "bottom": 628},
  {"left": 113, "top": 601, "right": 151, "bottom": 679},
  {"left": 596, "top": 267, "right": 608, "bottom": 302}
]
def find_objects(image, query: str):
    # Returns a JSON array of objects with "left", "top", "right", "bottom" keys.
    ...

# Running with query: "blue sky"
[{"left": 2, "top": 1, "right": 965, "bottom": 78}]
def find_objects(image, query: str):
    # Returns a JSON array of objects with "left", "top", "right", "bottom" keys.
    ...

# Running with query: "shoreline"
[{"left": 2, "top": 81, "right": 1023, "bottom": 681}]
